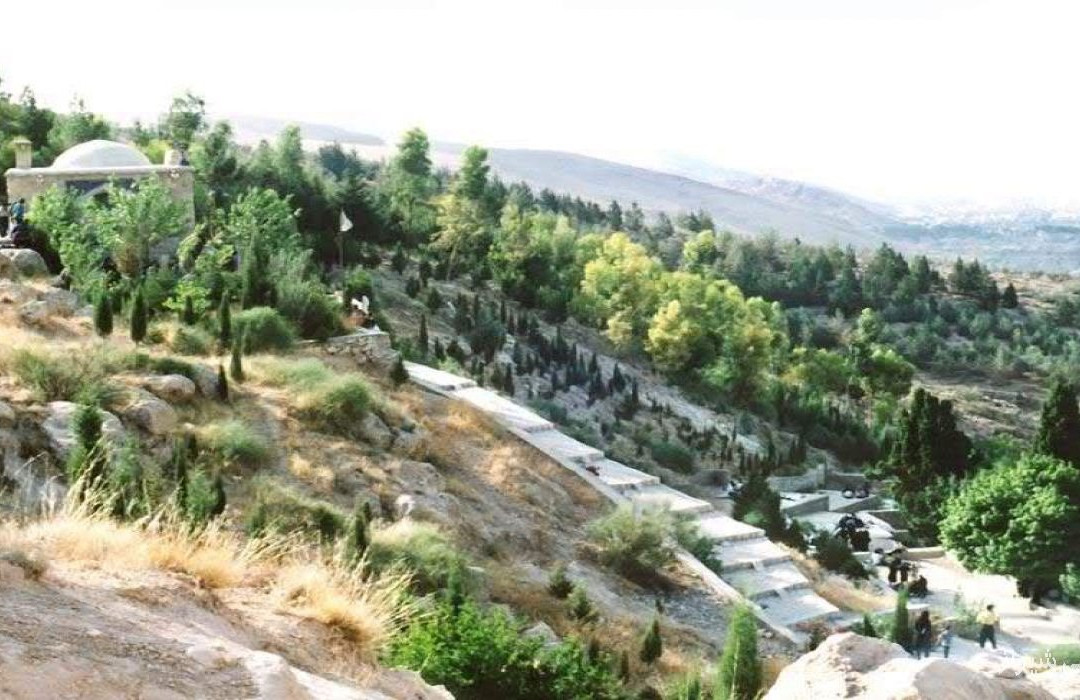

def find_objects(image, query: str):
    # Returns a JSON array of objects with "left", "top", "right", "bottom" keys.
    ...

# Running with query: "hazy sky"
[{"left": 2, "top": 0, "right": 1078, "bottom": 208}]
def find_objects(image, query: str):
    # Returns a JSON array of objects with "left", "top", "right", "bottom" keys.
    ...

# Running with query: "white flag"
[{"left": 339, "top": 210, "right": 353, "bottom": 232}]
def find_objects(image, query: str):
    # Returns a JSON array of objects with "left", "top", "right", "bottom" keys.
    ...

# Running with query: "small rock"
[
  {"left": 0, "top": 249, "right": 47, "bottom": 277},
  {"left": 357, "top": 413, "right": 393, "bottom": 449},
  {"left": 391, "top": 426, "right": 426, "bottom": 456},
  {"left": 18, "top": 300, "right": 50, "bottom": 326},
  {"left": 143, "top": 374, "right": 197, "bottom": 403}
]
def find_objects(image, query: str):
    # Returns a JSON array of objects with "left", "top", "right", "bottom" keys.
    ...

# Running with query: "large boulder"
[
  {"left": 765, "top": 633, "right": 1056, "bottom": 700},
  {"left": 142, "top": 374, "right": 198, "bottom": 403},
  {"left": 0, "top": 249, "right": 47, "bottom": 277},
  {"left": 357, "top": 413, "right": 393, "bottom": 449},
  {"left": 190, "top": 364, "right": 221, "bottom": 398},
  {"left": 119, "top": 389, "right": 178, "bottom": 436},
  {"left": 42, "top": 401, "right": 125, "bottom": 461}
]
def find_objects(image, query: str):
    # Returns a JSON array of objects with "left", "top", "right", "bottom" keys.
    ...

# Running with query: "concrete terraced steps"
[{"left": 405, "top": 362, "right": 839, "bottom": 633}]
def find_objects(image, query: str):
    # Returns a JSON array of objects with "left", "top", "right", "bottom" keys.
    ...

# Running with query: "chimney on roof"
[{"left": 12, "top": 137, "right": 31, "bottom": 169}]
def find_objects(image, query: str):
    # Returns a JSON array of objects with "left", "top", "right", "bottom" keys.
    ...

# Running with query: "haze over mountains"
[{"left": 231, "top": 115, "right": 1080, "bottom": 273}]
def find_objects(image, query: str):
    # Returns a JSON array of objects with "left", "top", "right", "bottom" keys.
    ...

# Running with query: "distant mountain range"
[{"left": 229, "top": 115, "right": 1080, "bottom": 273}]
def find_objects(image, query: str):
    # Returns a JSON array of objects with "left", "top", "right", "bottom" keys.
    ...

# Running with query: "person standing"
[
  {"left": 914, "top": 610, "right": 933, "bottom": 659},
  {"left": 938, "top": 623, "right": 954, "bottom": 659},
  {"left": 10, "top": 197, "right": 26, "bottom": 224},
  {"left": 977, "top": 604, "right": 999, "bottom": 649},
  {"left": 0, "top": 201, "right": 9, "bottom": 236}
]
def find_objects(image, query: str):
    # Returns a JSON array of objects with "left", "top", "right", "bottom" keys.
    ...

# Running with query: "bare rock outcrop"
[
  {"left": 0, "top": 248, "right": 47, "bottom": 277},
  {"left": 765, "top": 633, "right": 1057, "bottom": 700},
  {"left": 119, "top": 389, "right": 179, "bottom": 436},
  {"left": 142, "top": 374, "right": 198, "bottom": 403}
]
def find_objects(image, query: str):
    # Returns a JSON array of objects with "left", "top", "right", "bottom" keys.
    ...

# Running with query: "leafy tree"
[
  {"left": 1034, "top": 379, "right": 1080, "bottom": 467},
  {"left": 129, "top": 286, "right": 148, "bottom": 344},
  {"left": 639, "top": 616, "right": 662, "bottom": 664},
  {"left": 160, "top": 91, "right": 206, "bottom": 150},
  {"left": 382, "top": 128, "right": 436, "bottom": 243},
  {"left": 941, "top": 453, "right": 1080, "bottom": 597},
  {"left": 93, "top": 291, "right": 113, "bottom": 337},
  {"left": 715, "top": 605, "right": 761, "bottom": 700}
]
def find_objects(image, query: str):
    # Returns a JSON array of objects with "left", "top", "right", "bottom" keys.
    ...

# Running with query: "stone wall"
[
  {"left": 324, "top": 329, "right": 398, "bottom": 370},
  {"left": 5, "top": 166, "right": 195, "bottom": 230}
]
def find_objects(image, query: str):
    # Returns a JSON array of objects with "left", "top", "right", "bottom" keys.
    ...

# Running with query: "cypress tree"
[
  {"left": 217, "top": 364, "right": 230, "bottom": 402},
  {"left": 1002, "top": 282, "right": 1019, "bottom": 309},
  {"left": 1034, "top": 379, "right": 1080, "bottom": 467},
  {"left": 181, "top": 295, "right": 196, "bottom": 325},
  {"left": 890, "top": 589, "right": 912, "bottom": 652},
  {"left": 210, "top": 472, "right": 227, "bottom": 517},
  {"left": 230, "top": 336, "right": 245, "bottom": 382},
  {"left": 639, "top": 616, "right": 662, "bottom": 664},
  {"left": 129, "top": 286, "right": 148, "bottom": 345},
  {"left": 618, "top": 650, "right": 631, "bottom": 681},
  {"left": 344, "top": 503, "right": 369, "bottom": 565},
  {"left": 860, "top": 612, "right": 878, "bottom": 638},
  {"left": 94, "top": 290, "right": 113, "bottom": 337},
  {"left": 715, "top": 605, "right": 762, "bottom": 700},
  {"left": 418, "top": 314, "right": 429, "bottom": 356},
  {"left": 390, "top": 356, "right": 409, "bottom": 386},
  {"left": 218, "top": 295, "right": 232, "bottom": 347}
]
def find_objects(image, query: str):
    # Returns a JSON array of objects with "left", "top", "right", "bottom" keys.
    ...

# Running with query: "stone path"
[{"left": 405, "top": 362, "right": 840, "bottom": 638}]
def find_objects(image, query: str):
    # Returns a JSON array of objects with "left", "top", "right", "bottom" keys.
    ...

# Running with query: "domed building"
[{"left": 5, "top": 137, "right": 194, "bottom": 228}]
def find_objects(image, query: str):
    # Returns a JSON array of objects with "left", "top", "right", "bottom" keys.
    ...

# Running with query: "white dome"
[{"left": 51, "top": 139, "right": 152, "bottom": 169}]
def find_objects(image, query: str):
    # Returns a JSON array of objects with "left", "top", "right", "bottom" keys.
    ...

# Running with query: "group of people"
[
  {"left": 836, "top": 512, "right": 871, "bottom": 551},
  {"left": 876, "top": 548, "right": 928, "bottom": 597},
  {"left": 911, "top": 603, "right": 999, "bottom": 659},
  {"left": 0, "top": 198, "right": 28, "bottom": 247}
]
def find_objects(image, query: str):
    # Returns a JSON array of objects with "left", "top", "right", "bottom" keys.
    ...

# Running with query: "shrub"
[
  {"left": 368, "top": 519, "right": 463, "bottom": 594},
  {"left": 245, "top": 480, "right": 345, "bottom": 543},
  {"left": 5, "top": 348, "right": 106, "bottom": 402},
  {"left": 343, "top": 503, "right": 370, "bottom": 567},
  {"left": 675, "top": 516, "right": 721, "bottom": 574},
  {"left": 588, "top": 505, "right": 677, "bottom": 581},
  {"left": 276, "top": 278, "right": 343, "bottom": 340},
  {"left": 183, "top": 467, "right": 225, "bottom": 525},
  {"left": 548, "top": 562, "right": 574, "bottom": 598},
  {"left": 390, "top": 356, "right": 409, "bottom": 386},
  {"left": 857, "top": 612, "right": 879, "bottom": 638},
  {"left": 1034, "top": 644, "right": 1080, "bottom": 667},
  {"left": 295, "top": 375, "right": 374, "bottom": 436},
  {"left": 650, "top": 440, "right": 694, "bottom": 473},
  {"left": 342, "top": 267, "right": 375, "bottom": 312},
  {"left": 234, "top": 307, "right": 295, "bottom": 352},
  {"left": 200, "top": 419, "right": 271, "bottom": 468},
  {"left": 568, "top": 584, "right": 597, "bottom": 621},
  {"left": 715, "top": 605, "right": 761, "bottom": 700},
  {"left": 386, "top": 598, "right": 626, "bottom": 700},
  {"left": 812, "top": 532, "right": 868, "bottom": 579},
  {"left": 251, "top": 357, "right": 334, "bottom": 387},
  {"left": 639, "top": 616, "right": 662, "bottom": 664},
  {"left": 168, "top": 324, "right": 214, "bottom": 355}
]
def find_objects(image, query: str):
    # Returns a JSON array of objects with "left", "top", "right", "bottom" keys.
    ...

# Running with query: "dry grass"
[
  {"left": 274, "top": 560, "right": 414, "bottom": 660},
  {"left": 790, "top": 549, "right": 889, "bottom": 613},
  {"left": 0, "top": 502, "right": 413, "bottom": 660},
  {"left": 287, "top": 453, "right": 336, "bottom": 493}
]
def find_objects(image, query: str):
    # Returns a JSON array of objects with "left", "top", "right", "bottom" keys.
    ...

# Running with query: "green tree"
[
  {"left": 181, "top": 295, "right": 196, "bottom": 325},
  {"left": 454, "top": 145, "right": 490, "bottom": 202},
  {"left": 129, "top": 286, "right": 148, "bottom": 344},
  {"left": 218, "top": 295, "right": 232, "bottom": 347},
  {"left": 230, "top": 337, "right": 245, "bottom": 382},
  {"left": 217, "top": 364, "right": 229, "bottom": 402},
  {"left": 160, "top": 91, "right": 206, "bottom": 150},
  {"left": 93, "top": 291, "right": 113, "bottom": 337},
  {"left": 889, "top": 590, "right": 912, "bottom": 652},
  {"left": 547, "top": 562, "right": 573, "bottom": 599},
  {"left": 1034, "top": 379, "right": 1080, "bottom": 467},
  {"left": 344, "top": 503, "right": 369, "bottom": 566},
  {"left": 390, "top": 356, "right": 409, "bottom": 386},
  {"left": 639, "top": 616, "right": 662, "bottom": 664},
  {"left": 715, "top": 605, "right": 762, "bottom": 700},
  {"left": 418, "top": 313, "right": 429, "bottom": 356},
  {"left": 1001, "top": 282, "right": 1019, "bottom": 309},
  {"left": 940, "top": 453, "right": 1080, "bottom": 596},
  {"left": 568, "top": 585, "right": 596, "bottom": 621}
]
